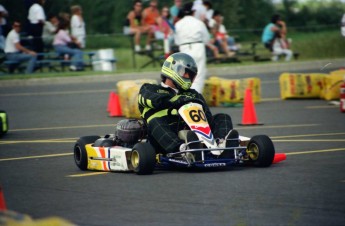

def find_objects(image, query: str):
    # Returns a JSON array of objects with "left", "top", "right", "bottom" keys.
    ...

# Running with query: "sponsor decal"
[
  {"left": 169, "top": 159, "right": 188, "bottom": 164},
  {"left": 204, "top": 163, "right": 226, "bottom": 167}
]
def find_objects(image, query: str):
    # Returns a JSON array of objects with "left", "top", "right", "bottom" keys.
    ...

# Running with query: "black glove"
[{"left": 170, "top": 95, "right": 204, "bottom": 109}]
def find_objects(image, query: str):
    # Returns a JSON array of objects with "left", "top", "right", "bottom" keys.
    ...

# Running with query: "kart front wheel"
[
  {"left": 74, "top": 136, "right": 101, "bottom": 170},
  {"left": 246, "top": 135, "right": 275, "bottom": 167},
  {"left": 131, "top": 143, "right": 156, "bottom": 175}
]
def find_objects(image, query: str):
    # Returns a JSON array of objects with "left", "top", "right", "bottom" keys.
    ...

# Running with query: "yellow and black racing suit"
[{"left": 138, "top": 83, "right": 233, "bottom": 154}]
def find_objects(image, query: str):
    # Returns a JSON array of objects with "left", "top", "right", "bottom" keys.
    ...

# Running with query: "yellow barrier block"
[
  {"left": 279, "top": 73, "right": 327, "bottom": 99},
  {"left": 320, "top": 70, "right": 345, "bottom": 100},
  {"left": 117, "top": 79, "right": 157, "bottom": 118}
]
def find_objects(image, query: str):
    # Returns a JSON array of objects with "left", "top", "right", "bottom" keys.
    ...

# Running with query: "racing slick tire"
[
  {"left": 131, "top": 143, "right": 156, "bottom": 175},
  {"left": 246, "top": 135, "right": 275, "bottom": 167},
  {"left": 74, "top": 136, "right": 101, "bottom": 170}
]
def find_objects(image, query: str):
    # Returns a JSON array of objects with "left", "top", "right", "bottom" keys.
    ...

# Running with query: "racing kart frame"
[{"left": 74, "top": 102, "right": 276, "bottom": 175}]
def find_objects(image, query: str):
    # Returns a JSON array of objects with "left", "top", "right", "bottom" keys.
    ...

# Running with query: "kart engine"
[{"left": 115, "top": 119, "right": 146, "bottom": 147}]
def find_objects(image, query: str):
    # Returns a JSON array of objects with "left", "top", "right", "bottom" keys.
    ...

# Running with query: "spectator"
[
  {"left": 170, "top": 0, "right": 183, "bottom": 24},
  {"left": 43, "top": 14, "right": 59, "bottom": 51},
  {"left": 142, "top": 0, "right": 160, "bottom": 50},
  {"left": 192, "top": 0, "right": 207, "bottom": 22},
  {"left": 4, "top": 21, "right": 37, "bottom": 74},
  {"left": 70, "top": 5, "right": 86, "bottom": 48},
  {"left": 271, "top": 32, "right": 293, "bottom": 61},
  {"left": 341, "top": 13, "right": 345, "bottom": 37},
  {"left": 155, "top": 6, "right": 174, "bottom": 41},
  {"left": 0, "top": 4, "right": 8, "bottom": 49},
  {"left": 203, "top": 1, "right": 214, "bottom": 25},
  {"left": 262, "top": 14, "right": 293, "bottom": 61},
  {"left": 209, "top": 10, "right": 236, "bottom": 57},
  {"left": 27, "top": 0, "right": 46, "bottom": 55},
  {"left": 261, "top": 14, "right": 286, "bottom": 52},
  {"left": 124, "top": 0, "right": 152, "bottom": 52},
  {"left": 53, "top": 18, "right": 84, "bottom": 71},
  {"left": 174, "top": 2, "right": 210, "bottom": 93}
]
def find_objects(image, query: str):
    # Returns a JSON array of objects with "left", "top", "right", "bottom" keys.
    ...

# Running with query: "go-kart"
[{"left": 74, "top": 102, "right": 278, "bottom": 175}]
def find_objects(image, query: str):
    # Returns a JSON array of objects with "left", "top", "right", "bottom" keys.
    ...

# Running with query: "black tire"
[
  {"left": 131, "top": 143, "right": 156, "bottom": 175},
  {"left": 74, "top": 136, "right": 101, "bottom": 170},
  {"left": 0, "top": 110, "right": 8, "bottom": 137},
  {"left": 247, "top": 135, "right": 275, "bottom": 167}
]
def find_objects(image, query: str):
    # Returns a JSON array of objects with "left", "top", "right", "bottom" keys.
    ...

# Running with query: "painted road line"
[
  {"left": 261, "top": 97, "right": 281, "bottom": 102},
  {"left": 235, "top": 124, "right": 319, "bottom": 130},
  {"left": 272, "top": 132, "right": 345, "bottom": 139},
  {"left": 10, "top": 124, "right": 114, "bottom": 132},
  {"left": 306, "top": 105, "right": 338, "bottom": 109},
  {"left": 0, "top": 153, "right": 72, "bottom": 161},
  {"left": 0, "top": 89, "right": 111, "bottom": 97},
  {"left": 285, "top": 148, "right": 345, "bottom": 156},
  {"left": 273, "top": 139, "right": 345, "bottom": 142},
  {"left": 67, "top": 172, "right": 109, "bottom": 177},
  {"left": 0, "top": 139, "right": 75, "bottom": 145}
]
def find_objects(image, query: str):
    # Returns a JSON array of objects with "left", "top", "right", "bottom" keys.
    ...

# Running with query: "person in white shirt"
[
  {"left": 174, "top": 2, "right": 210, "bottom": 93},
  {"left": 4, "top": 21, "right": 37, "bottom": 74},
  {"left": 0, "top": 4, "right": 8, "bottom": 50},
  {"left": 341, "top": 13, "right": 345, "bottom": 37},
  {"left": 192, "top": 0, "right": 207, "bottom": 22},
  {"left": 70, "top": 5, "right": 86, "bottom": 48},
  {"left": 28, "top": 0, "right": 46, "bottom": 54}
]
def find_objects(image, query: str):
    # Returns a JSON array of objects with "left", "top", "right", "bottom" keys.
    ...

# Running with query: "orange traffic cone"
[
  {"left": 109, "top": 92, "right": 123, "bottom": 117},
  {"left": 107, "top": 92, "right": 114, "bottom": 112},
  {"left": 273, "top": 153, "right": 287, "bottom": 164},
  {"left": 238, "top": 88, "right": 263, "bottom": 126},
  {"left": 0, "top": 186, "right": 7, "bottom": 211}
]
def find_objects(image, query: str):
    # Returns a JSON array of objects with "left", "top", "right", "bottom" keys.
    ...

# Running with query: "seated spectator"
[
  {"left": 142, "top": 0, "right": 160, "bottom": 50},
  {"left": 43, "top": 14, "right": 59, "bottom": 51},
  {"left": 70, "top": 5, "right": 86, "bottom": 48},
  {"left": 261, "top": 14, "right": 285, "bottom": 52},
  {"left": 209, "top": 11, "right": 235, "bottom": 57},
  {"left": 155, "top": 6, "right": 174, "bottom": 41},
  {"left": 169, "top": 0, "right": 183, "bottom": 24},
  {"left": 4, "top": 21, "right": 37, "bottom": 74},
  {"left": 53, "top": 18, "right": 84, "bottom": 71},
  {"left": 123, "top": 0, "right": 152, "bottom": 52},
  {"left": 262, "top": 14, "right": 293, "bottom": 61},
  {"left": 271, "top": 32, "right": 293, "bottom": 61},
  {"left": 0, "top": 4, "right": 9, "bottom": 50}
]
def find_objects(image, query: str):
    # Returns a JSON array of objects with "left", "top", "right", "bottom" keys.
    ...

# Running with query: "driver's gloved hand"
[{"left": 170, "top": 95, "right": 194, "bottom": 109}]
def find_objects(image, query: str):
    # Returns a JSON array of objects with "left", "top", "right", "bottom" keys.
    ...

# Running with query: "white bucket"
[{"left": 92, "top": 49, "right": 116, "bottom": 72}]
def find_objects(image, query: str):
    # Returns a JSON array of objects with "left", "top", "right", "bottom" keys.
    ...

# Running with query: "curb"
[{"left": 0, "top": 58, "right": 343, "bottom": 87}]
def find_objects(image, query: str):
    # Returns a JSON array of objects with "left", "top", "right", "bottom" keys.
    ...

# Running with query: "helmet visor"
[{"left": 172, "top": 62, "right": 197, "bottom": 81}]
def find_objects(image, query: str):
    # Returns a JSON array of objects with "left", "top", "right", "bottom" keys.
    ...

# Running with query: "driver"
[{"left": 138, "top": 52, "right": 239, "bottom": 157}]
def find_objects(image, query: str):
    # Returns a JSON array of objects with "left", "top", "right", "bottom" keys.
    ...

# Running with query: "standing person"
[
  {"left": 192, "top": 0, "right": 207, "bottom": 22},
  {"left": 53, "top": 19, "right": 84, "bottom": 71},
  {"left": 0, "top": 4, "right": 8, "bottom": 49},
  {"left": 4, "top": 21, "right": 37, "bottom": 74},
  {"left": 174, "top": 2, "right": 210, "bottom": 93},
  {"left": 341, "top": 13, "right": 345, "bottom": 37},
  {"left": 70, "top": 5, "right": 86, "bottom": 48},
  {"left": 28, "top": 0, "right": 46, "bottom": 54},
  {"left": 124, "top": 0, "right": 152, "bottom": 52},
  {"left": 138, "top": 52, "right": 239, "bottom": 160},
  {"left": 170, "top": 0, "right": 183, "bottom": 24}
]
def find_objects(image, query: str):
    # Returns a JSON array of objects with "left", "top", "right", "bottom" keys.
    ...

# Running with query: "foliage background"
[{"left": 1, "top": 0, "right": 345, "bottom": 35}]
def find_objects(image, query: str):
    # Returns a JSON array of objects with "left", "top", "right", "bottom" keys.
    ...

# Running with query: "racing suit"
[{"left": 138, "top": 82, "right": 234, "bottom": 154}]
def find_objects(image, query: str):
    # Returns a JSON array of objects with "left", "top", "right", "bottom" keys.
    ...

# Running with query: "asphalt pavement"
[{"left": 0, "top": 58, "right": 344, "bottom": 226}]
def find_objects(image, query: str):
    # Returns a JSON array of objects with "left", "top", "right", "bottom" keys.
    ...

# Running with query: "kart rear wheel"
[
  {"left": 246, "top": 135, "right": 275, "bottom": 167},
  {"left": 74, "top": 136, "right": 101, "bottom": 170},
  {"left": 131, "top": 143, "right": 156, "bottom": 175}
]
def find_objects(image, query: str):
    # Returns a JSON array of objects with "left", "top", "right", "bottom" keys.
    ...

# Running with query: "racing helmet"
[
  {"left": 115, "top": 119, "right": 146, "bottom": 144},
  {"left": 161, "top": 52, "right": 198, "bottom": 90}
]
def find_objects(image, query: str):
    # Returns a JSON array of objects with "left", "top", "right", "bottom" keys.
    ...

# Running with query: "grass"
[{"left": 0, "top": 28, "right": 343, "bottom": 80}]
